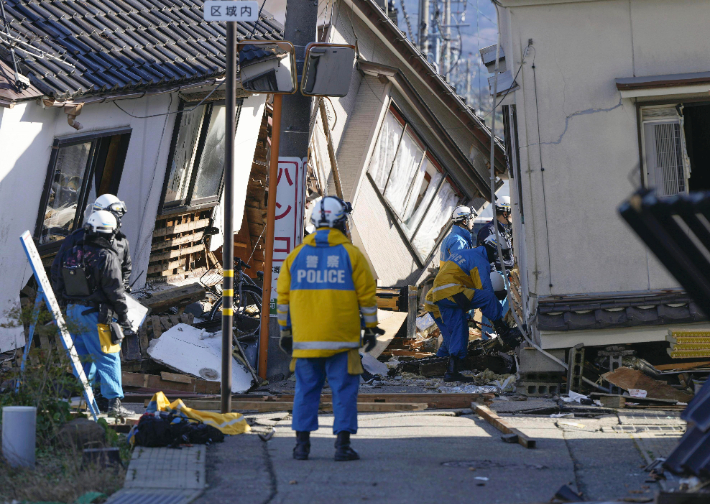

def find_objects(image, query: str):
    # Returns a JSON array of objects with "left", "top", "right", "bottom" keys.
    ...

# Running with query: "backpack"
[{"left": 132, "top": 412, "right": 225, "bottom": 447}]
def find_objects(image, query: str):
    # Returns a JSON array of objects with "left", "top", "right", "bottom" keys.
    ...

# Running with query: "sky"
[{"left": 262, "top": 0, "right": 498, "bottom": 113}]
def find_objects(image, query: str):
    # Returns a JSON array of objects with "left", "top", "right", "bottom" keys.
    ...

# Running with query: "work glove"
[
  {"left": 492, "top": 319, "right": 523, "bottom": 349},
  {"left": 362, "top": 327, "right": 385, "bottom": 353},
  {"left": 279, "top": 329, "right": 293, "bottom": 355}
]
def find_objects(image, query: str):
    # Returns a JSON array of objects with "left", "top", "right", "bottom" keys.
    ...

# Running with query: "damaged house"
[
  {"left": 306, "top": 0, "right": 505, "bottom": 287},
  {"left": 0, "top": 0, "right": 283, "bottom": 352},
  {"left": 491, "top": 0, "right": 710, "bottom": 352}
]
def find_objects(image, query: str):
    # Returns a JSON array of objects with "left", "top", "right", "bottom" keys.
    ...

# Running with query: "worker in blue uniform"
[
  {"left": 277, "top": 196, "right": 382, "bottom": 462},
  {"left": 51, "top": 211, "right": 135, "bottom": 417},
  {"left": 429, "top": 247, "right": 513, "bottom": 382},
  {"left": 434, "top": 205, "right": 477, "bottom": 357},
  {"left": 477, "top": 196, "right": 514, "bottom": 338}
]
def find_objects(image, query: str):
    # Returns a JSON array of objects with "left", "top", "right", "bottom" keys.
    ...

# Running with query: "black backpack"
[{"left": 132, "top": 412, "right": 224, "bottom": 447}]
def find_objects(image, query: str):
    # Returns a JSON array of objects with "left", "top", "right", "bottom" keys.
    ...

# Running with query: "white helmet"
[
  {"left": 84, "top": 210, "right": 117, "bottom": 236},
  {"left": 310, "top": 196, "right": 352, "bottom": 230},
  {"left": 94, "top": 194, "right": 127, "bottom": 217},
  {"left": 490, "top": 271, "right": 507, "bottom": 300},
  {"left": 451, "top": 205, "right": 476, "bottom": 225},
  {"left": 495, "top": 195, "right": 511, "bottom": 214}
]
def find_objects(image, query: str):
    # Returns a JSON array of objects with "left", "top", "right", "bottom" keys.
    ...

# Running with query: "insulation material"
[
  {"left": 412, "top": 179, "right": 459, "bottom": 258},
  {"left": 360, "top": 352, "right": 389, "bottom": 377},
  {"left": 147, "top": 324, "right": 253, "bottom": 393},
  {"left": 210, "top": 93, "right": 267, "bottom": 252}
]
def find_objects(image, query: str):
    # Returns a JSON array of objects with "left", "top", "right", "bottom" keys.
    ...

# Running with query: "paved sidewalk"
[
  {"left": 106, "top": 445, "right": 206, "bottom": 504},
  {"left": 195, "top": 408, "right": 673, "bottom": 504}
]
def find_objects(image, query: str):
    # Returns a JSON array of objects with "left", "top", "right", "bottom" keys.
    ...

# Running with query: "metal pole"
[
  {"left": 221, "top": 21, "right": 236, "bottom": 414},
  {"left": 418, "top": 0, "right": 429, "bottom": 56},
  {"left": 443, "top": 0, "right": 451, "bottom": 76},
  {"left": 258, "top": 94, "right": 283, "bottom": 380}
]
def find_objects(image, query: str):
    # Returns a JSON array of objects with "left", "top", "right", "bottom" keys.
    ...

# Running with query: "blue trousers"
[
  {"left": 292, "top": 352, "right": 359, "bottom": 434},
  {"left": 66, "top": 304, "right": 124, "bottom": 400},
  {"left": 437, "top": 300, "right": 469, "bottom": 359},
  {"left": 481, "top": 273, "right": 510, "bottom": 338},
  {"left": 434, "top": 316, "right": 451, "bottom": 357}
]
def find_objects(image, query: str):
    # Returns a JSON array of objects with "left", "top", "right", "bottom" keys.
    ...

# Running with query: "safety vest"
[
  {"left": 276, "top": 228, "right": 378, "bottom": 358},
  {"left": 428, "top": 247, "right": 490, "bottom": 305}
]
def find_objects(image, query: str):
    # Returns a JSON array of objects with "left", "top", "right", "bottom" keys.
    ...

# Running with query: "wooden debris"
[
  {"left": 178, "top": 399, "right": 428, "bottom": 413},
  {"left": 160, "top": 372, "right": 193, "bottom": 384},
  {"left": 602, "top": 367, "right": 693, "bottom": 403},
  {"left": 122, "top": 372, "right": 220, "bottom": 394},
  {"left": 655, "top": 360, "right": 710, "bottom": 371},
  {"left": 139, "top": 283, "right": 206, "bottom": 312},
  {"left": 473, "top": 404, "right": 536, "bottom": 449}
]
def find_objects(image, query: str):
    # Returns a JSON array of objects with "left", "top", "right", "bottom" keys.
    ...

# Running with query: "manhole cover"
[{"left": 199, "top": 368, "right": 219, "bottom": 380}]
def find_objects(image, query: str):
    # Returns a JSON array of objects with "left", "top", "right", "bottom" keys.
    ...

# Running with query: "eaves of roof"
[
  {"left": 0, "top": 0, "right": 284, "bottom": 101},
  {"left": 0, "top": 59, "right": 43, "bottom": 107},
  {"left": 348, "top": 0, "right": 506, "bottom": 173}
]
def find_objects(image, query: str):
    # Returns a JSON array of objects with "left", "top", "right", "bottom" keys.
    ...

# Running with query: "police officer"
[
  {"left": 477, "top": 196, "right": 514, "bottom": 338},
  {"left": 51, "top": 211, "right": 135, "bottom": 417},
  {"left": 434, "top": 205, "right": 477, "bottom": 357},
  {"left": 276, "top": 196, "right": 381, "bottom": 462},
  {"left": 429, "top": 247, "right": 513, "bottom": 382}
]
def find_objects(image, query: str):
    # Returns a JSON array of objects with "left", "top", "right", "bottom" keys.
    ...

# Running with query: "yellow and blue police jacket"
[
  {"left": 276, "top": 227, "right": 378, "bottom": 359},
  {"left": 424, "top": 289, "right": 441, "bottom": 319},
  {"left": 428, "top": 246, "right": 491, "bottom": 305}
]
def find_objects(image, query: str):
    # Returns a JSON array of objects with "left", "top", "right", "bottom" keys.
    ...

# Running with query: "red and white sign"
[{"left": 269, "top": 157, "right": 306, "bottom": 314}]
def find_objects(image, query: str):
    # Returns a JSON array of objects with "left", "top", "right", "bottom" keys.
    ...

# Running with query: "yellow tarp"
[{"left": 146, "top": 391, "right": 251, "bottom": 435}]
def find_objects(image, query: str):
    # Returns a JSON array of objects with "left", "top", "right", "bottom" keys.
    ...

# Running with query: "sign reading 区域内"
[{"left": 203, "top": 1, "right": 260, "bottom": 22}]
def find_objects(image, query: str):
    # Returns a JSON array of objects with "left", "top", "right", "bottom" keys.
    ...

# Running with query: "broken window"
[
  {"left": 160, "top": 100, "right": 242, "bottom": 212},
  {"left": 367, "top": 105, "right": 464, "bottom": 261},
  {"left": 35, "top": 129, "right": 131, "bottom": 251}
]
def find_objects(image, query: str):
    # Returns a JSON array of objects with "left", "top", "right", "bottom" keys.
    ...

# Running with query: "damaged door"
[{"left": 34, "top": 128, "right": 132, "bottom": 253}]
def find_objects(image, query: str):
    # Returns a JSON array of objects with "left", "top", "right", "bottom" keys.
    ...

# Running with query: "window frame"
[
  {"left": 34, "top": 127, "right": 132, "bottom": 254},
  {"left": 158, "top": 98, "right": 243, "bottom": 215},
  {"left": 366, "top": 102, "right": 465, "bottom": 265}
]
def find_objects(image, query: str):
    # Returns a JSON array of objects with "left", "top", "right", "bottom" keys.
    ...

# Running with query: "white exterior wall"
[
  {"left": 0, "top": 94, "right": 177, "bottom": 351},
  {"left": 499, "top": 0, "right": 710, "bottom": 301}
]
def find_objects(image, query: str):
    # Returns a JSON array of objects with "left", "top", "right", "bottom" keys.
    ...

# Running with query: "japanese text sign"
[{"left": 203, "top": 1, "right": 259, "bottom": 22}]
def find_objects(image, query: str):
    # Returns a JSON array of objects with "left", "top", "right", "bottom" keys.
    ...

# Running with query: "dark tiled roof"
[
  {"left": 664, "top": 379, "right": 710, "bottom": 477},
  {"left": 537, "top": 291, "right": 707, "bottom": 332},
  {"left": 0, "top": 0, "right": 283, "bottom": 100}
]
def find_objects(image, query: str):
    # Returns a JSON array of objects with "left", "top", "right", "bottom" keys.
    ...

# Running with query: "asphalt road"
[{"left": 195, "top": 408, "right": 662, "bottom": 504}]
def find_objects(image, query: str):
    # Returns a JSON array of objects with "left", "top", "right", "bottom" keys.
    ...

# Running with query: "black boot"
[
  {"left": 293, "top": 431, "right": 310, "bottom": 460},
  {"left": 334, "top": 431, "right": 360, "bottom": 462},
  {"left": 107, "top": 398, "right": 135, "bottom": 418},
  {"left": 444, "top": 357, "right": 474, "bottom": 383}
]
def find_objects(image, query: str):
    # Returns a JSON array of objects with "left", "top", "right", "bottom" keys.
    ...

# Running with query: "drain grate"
[{"left": 105, "top": 489, "right": 203, "bottom": 504}]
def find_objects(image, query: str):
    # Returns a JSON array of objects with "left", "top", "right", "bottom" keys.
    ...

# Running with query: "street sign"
[{"left": 203, "top": 1, "right": 259, "bottom": 22}]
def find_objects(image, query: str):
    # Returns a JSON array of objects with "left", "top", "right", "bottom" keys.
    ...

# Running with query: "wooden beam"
[
  {"left": 151, "top": 231, "right": 205, "bottom": 251},
  {"left": 152, "top": 219, "right": 210, "bottom": 237},
  {"left": 150, "top": 244, "right": 205, "bottom": 262},
  {"left": 122, "top": 372, "right": 220, "bottom": 394},
  {"left": 139, "top": 283, "right": 206, "bottom": 312},
  {"left": 473, "top": 404, "right": 536, "bottom": 449},
  {"left": 178, "top": 399, "right": 428, "bottom": 413}
]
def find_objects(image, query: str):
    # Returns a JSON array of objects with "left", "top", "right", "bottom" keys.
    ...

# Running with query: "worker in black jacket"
[{"left": 51, "top": 211, "right": 135, "bottom": 417}]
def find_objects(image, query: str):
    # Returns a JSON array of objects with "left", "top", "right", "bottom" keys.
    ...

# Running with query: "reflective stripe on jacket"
[
  {"left": 276, "top": 228, "right": 378, "bottom": 358},
  {"left": 440, "top": 225, "right": 473, "bottom": 262},
  {"left": 423, "top": 289, "right": 441, "bottom": 319},
  {"left": 428, "top": 247, "right": 491, "bottom": 305}
]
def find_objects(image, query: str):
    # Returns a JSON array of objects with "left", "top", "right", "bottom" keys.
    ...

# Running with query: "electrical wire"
[
  {"left": 248, "top": 0, "right": 268, "bottom": 39},
  {"left": 112, "top": 80, "right": 226, "bottom": 119}
]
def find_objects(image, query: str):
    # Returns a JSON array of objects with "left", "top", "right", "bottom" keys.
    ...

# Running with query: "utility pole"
[
  {"left": 418, "top": 0, "right": 429, "bottom": 57},
  {"left": 465, "top": 56, "right": 471, "bottom": 105},
  {"left": 443, "top": 0, "right": 451, "bottom": 76},
  {"left": 264, "top": 0, "right": 319, "bottom": 379},
  {"left": 221, "top": 21, "right": 236, "bottom": 414}
]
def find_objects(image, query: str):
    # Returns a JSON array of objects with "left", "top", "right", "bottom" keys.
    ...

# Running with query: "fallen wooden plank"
[
  {"left": 178, "top": 399, "right": 428, "bottom": 413},
  {"left": 150, "top": 244, "right": 205, "bottom": 262},
  {"left": 151, "top": 231, "right": 205, "bottom": 251},
  {"left": 655, "top": 360, "right": 710, "bottom": 371},
  {"left": 473, "top": 404, "right": 536, "bottom": 449},
  {"left": 122, "top": 372, "right": 221, "bottom": 394},
  {"left": 151, "top": 315, "right": 163, "bottom": 338},
  {"left": 139, "top": 283, "right": 206, "bottom": 312},
  {"left": 160, "top": 372, "right": 193, "bottom": 384}
]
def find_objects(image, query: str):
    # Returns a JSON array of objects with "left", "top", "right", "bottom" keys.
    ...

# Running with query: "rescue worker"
[
  {"left": 429, "top": 247, "right": 514, "bottom": 382},
  {"left": 276, "top": 196, "right": 381, "bottom": 462},
  {"left": 477, "top": 195, "right": 514, "bottom": 272},
  {"left": 50, "top": 211, "right": 135, "bottom": 417},
  {"left": 60, "top": 194, "right": 132, "bottom": 290},
  {"left": 477, "top": 196, "right": 514, "bottom": 338},
  {"left": 434, "top": 205, "right": 476, "bottom": 357}
]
